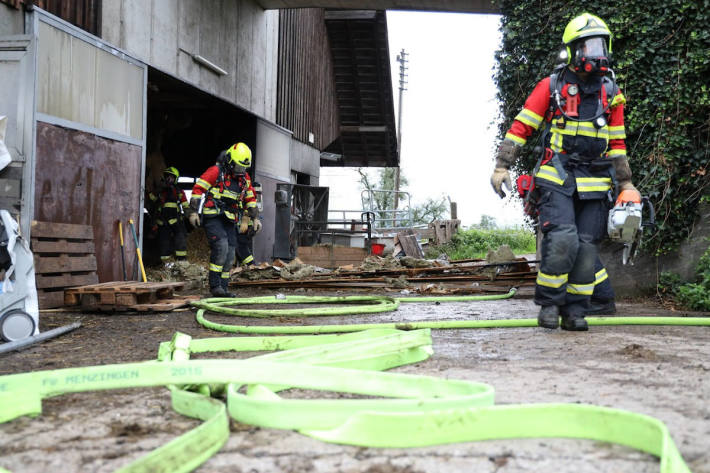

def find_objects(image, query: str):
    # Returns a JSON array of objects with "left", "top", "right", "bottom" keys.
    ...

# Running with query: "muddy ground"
[{"left": 1, "top": 288, "right": 709, "bottom": 473}]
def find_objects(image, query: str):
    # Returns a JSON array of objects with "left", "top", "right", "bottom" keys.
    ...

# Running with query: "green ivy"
[{"left": 494, "top": 0, "right": 710, "bottom": 254}]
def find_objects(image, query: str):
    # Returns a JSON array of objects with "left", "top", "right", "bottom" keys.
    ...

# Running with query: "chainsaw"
[{"left": 607, "top": 196, "right": 655, "bottom": 265}]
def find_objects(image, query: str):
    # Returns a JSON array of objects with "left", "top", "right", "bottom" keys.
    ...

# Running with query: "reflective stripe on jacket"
[
  {"left": 191, "top": 166, "right": 257, "bottom": 222},
  {"left": 148, "top": 185, "right": 188, "bottom": 225}
]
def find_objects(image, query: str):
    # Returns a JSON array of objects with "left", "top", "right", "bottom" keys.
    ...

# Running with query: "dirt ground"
[{"left": 1, "top": 288, "right": 709, "bottom": 473}]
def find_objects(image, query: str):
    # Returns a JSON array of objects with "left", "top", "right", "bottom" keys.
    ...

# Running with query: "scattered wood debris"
[{"left": 229, "top": 247, "right": 537, "bottom": 296}]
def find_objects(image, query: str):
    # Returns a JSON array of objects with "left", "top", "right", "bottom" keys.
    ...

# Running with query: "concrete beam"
[{"left": 254, "top": 0, "right": 499, "bottom": 14}]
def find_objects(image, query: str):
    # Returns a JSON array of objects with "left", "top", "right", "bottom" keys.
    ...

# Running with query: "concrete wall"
[
  {"left": 101, "top": 0, "right": 279, "bottom": 122},
  {"left": 256, "top": 118, "right": 291, "bottom": 182},
  {"left": 601, "top": 200, "right": 710, "bottom": 297},
  {"left": 0, "top": 4, "right": 23, "bottom": 36},
  {"left": 290, "top": 139, "right": 320, "bottom": 182}
]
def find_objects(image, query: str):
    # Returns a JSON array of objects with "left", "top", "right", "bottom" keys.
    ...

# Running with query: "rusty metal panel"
[
  {"left": 34, "top": 121, "right": 142, "bottom": 282},
  {"left": 277, "top": 9, "right": 339, "bottom": 150}
]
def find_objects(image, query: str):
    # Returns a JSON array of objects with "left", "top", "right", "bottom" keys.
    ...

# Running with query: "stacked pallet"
[
  {"left": 31, "top": 221, "right": 99, "bottom": 309},
  {"left": 64, "top": 281, "right": 198, "bottom": 311}
]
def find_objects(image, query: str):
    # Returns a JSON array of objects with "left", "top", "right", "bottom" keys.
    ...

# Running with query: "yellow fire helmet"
[
  {"left": 163, "top": 166, "right": 180, "bottom": 180},
  {"left": 226, "top": 142, "right": 252, "bottom": 169},
  {"left": 562, "top": 13, "right": 613, "bottom": 74}
]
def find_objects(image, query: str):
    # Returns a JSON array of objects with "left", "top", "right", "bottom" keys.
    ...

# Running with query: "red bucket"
[{"left": 371, "top": 243, "right": 385, "bottom": 256}]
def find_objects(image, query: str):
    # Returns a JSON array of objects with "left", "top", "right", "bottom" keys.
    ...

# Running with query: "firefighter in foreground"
[
  {"left": 188, "top": 142, "right": 258, "bottom": 297},
  {"left": 491, "top": 13, "right": 640, "bottom": 330},
  {"left": 147, "top": 166, "right": 189, "bottom": 264}
]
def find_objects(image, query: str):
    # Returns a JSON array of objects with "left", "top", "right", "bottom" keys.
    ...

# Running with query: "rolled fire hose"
[{"left": 0, "top": 327, "right": 694, "bottom": 473}]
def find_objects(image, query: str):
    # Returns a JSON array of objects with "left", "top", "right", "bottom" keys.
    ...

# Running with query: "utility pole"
[{"left": 394, "top": 49, "right": 408, "bottom": 219}]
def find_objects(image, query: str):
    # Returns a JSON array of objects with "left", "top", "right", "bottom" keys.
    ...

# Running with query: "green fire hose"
[
  {"left": 0, "top": 328, "right": 694, "bottom": 473},
  {"left": 192, "top": 291, "right": 710, "bottom": 334},
  {"left": 1, "top": 289, "right": 706, "bottom": 473}
]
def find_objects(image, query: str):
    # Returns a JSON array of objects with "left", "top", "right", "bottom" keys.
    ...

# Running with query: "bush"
[
  {"left": 432, "top": 227, "right": 536, "bottom": 260},
  {"left": 659, "top": 243, "right": 710, "bottom": 310}
]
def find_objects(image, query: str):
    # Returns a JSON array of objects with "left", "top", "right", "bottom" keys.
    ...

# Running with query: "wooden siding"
[
  {"left": 1, "top": 0, "right": 101, "bottom": 36},
  {"left": 277, "top": 8, "right": 339, "bottom": 151}
]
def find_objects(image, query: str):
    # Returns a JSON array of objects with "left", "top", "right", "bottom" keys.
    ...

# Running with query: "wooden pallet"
[
  {"left": 31, "top": 220, "right": 99, "bottom": 309},
  {"left": 64, "top": 281, "right": 197, "bottom": 312}
]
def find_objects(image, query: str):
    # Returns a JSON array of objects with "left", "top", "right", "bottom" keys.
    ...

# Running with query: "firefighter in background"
[
  {"left": 188, "top": 142, "right": 258, "bottom": 297},
  {"left": 236, "top": 181, "right": 263, "bottom": 266},
  {"left": 147, "top": 166, "right": 189, "bottom": 264},
  {"left": 491, "top": 13, "right": 639, "bottom": 330}
]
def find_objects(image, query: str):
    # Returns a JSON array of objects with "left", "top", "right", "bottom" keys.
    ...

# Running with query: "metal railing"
[
  {"left": 293, "top": 212, "right": 375, "bottom": 248},
  {"left": 360, "top": 189, "right": 412, "bottom": 229}
]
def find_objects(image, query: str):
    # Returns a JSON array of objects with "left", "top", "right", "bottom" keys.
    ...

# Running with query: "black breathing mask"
[{"left": 571, "top": 36, "right": 611, "bottom": 75}]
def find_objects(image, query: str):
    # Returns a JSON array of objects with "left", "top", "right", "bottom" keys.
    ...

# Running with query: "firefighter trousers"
[
  {"left": 236, "top": 233, "right": 254, "bottom": 266},
  {"left": 535, "top": 189, "right": 608, "bottom": 312},
  {"left": 203, "top": 216, "right": 237, "bottom": 291},
  {"left": 157, "top": 220, "right": 187, "bottom": 261}
]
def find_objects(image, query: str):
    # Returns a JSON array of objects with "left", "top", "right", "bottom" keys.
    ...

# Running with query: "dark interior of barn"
[{"left": 143, "top": 68, "right": 258, "bottom": 264}]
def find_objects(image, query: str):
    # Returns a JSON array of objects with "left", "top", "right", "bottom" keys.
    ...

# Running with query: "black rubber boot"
[
  {"left": 210, "top": 286, "right": 226, "bottom": 297},
  {"left": 585, "top": 299, "right": 616, "bottom": 316},
  {"left": 561, "top": 314, "right": 589, "bottom": 331},
  {"left": 537, "top": 305, "right": 560, "bottom": 329},
  {"left": 560, "top": 304, "right": 589, "bottom": 331},
  {"left": 221, "top": 279, "right": 236, "bottom": 298}
]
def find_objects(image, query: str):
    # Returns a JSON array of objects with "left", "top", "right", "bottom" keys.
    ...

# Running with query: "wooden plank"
[
  {"left": 65, "top": 281, "right": 186, "bottom": 294},
  {"left": 100, "top": 292, "right": 117, "bottom": 305},
  {"left": 115, "top": 293, "right": 138, "bottom": 306},
  {"left": 31, "top": 220, "right": 94, "bottom": 240},
  {"left": 131, "top": 295, "right": 200, "bottom": 312},
  {"left": 297, "top": 246, "right": 367, "bottom": 257},
  {"left": 31, "top": 239, "right": 96, "bottom": 254},
  {"left": 297, "top": 246, "right": 368, "bottom": 269},
  {"left": 34, "top": 255, "right": 97, "bottom": 274},
  {"left": 35, "top": 273, "right": 98, "bottom": 289},
  {"left": 37, "top": 290, "right": 66, "bottom": 309},
  {"left": 398, "top": 234, "right": 424, "bottom": 258}
]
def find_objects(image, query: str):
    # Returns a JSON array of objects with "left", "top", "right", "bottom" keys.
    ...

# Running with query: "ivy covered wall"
[{"left": 494, "top": 0, "right": 710, "bottom": 255}]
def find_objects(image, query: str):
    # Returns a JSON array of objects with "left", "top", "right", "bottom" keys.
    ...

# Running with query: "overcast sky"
[{"left": 320, "top": 11, "right": 526, "bottom": 228}]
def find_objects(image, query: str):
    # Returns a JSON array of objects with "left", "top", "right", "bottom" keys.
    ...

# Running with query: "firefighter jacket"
[
  {"left": 192, "top": 165, "right": 257, "bottom": 222},
  {"left": 505, "top": 69, "right": 627, "bottom": 200},
  {"left": 148, "top": 184, "right": 189, "bottom": 226}
]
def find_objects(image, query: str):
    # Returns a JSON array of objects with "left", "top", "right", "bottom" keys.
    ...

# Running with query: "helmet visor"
[{"left": 576, "top": 37, "right": 608, "bottom": 58}]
